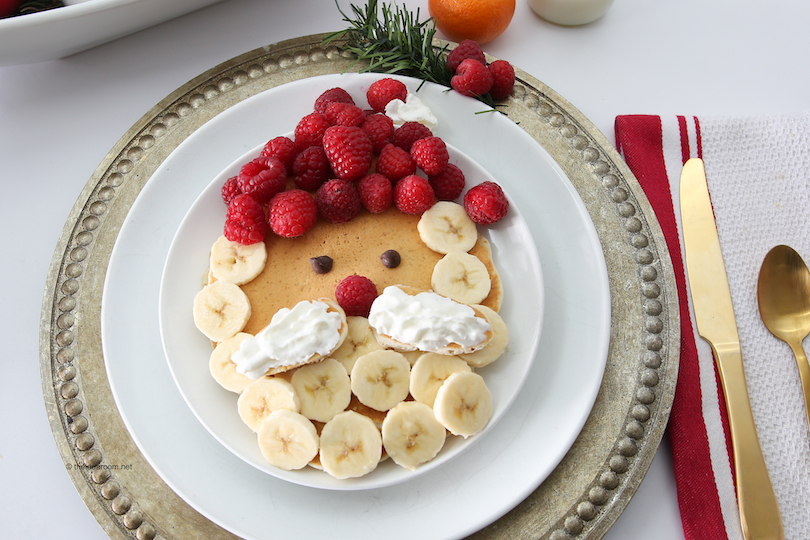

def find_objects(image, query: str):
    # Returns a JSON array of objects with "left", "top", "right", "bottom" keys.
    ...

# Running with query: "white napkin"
[{"left": 616, "top": 112, "right": 810, "bottom": 540}]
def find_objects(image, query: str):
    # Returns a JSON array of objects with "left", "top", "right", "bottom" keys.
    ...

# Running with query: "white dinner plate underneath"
[{"left": 102, "top": 73, "right": 610, "bottom": 540}]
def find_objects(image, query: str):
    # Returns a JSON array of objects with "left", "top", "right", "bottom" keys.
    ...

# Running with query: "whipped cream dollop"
[
  {"left": 232, "top": 300, "right": 343, "bottom": 379},
  {"left": 368, "top": 286, "right": 490, "bottom": 351},
  {"left": 384, "top": 93, "right": 438, "bottom": 130}
]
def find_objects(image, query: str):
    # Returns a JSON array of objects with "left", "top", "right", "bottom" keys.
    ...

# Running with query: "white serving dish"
[{"left": 0, "top": 0, "right": 223, "bottom": 66}]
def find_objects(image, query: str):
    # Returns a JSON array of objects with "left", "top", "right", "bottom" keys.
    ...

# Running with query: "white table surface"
[{"left": 3, "top": 0, "right": 807, "bottom": 538}]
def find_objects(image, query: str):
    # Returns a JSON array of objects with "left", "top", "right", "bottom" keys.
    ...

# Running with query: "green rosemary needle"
[{"left": 323, "top": 0, "right": 497, "bottom": 108}]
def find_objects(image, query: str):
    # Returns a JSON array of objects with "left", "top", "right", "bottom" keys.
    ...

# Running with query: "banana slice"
[
  {"left": 350, "top": 350, "right": 411, "bottom": 412},
  {"left": 319, "top": 410, "right": 382, "bottom": 479},
  {"left": 193, "top": 280, "right": 252, "bottom": 342},
  {"left": 417, "top": 201, "right": 478, "bottom": 254},
  {"left": 306, "top": 420, "right": 326, "bottom": 470},
  {"left": 330, "top": 316, "right": 383, "bottom": 374},
  {"left": 209, "top": 332, "right": 254, "bottom": 393},
  {"left": 431, "top": 251, "right": 491, "bottom": 306},
  {"left": 433, "top": 371, "right": 492, "bottom": 438},
  {"left": 290, "top": 358, "right": 352, "bottom": 423},
  {"left": 474, "top": 237, "right": 503, "bottom": 312},
  {"left": 237, "top": 376, "right": 301, "bottom": 432},
  {"left": 257, "top": 409, "right": 319, "bottom": 470},
  {"left": 459, "top": 305, "right": 509, "bottom": 368},
  {"left": 400, "top": 350, "right": 423, "bottom": 366},
  {"left": 382, "top": 401, "right": 446, "bottom": 470},
  {"left": 409, "top": 352, "right": 472, "bottom": 407},
  {"left": 209, "top": 235, "right": 268, "bottom": 285}
]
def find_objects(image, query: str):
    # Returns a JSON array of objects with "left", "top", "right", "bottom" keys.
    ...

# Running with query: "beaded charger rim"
[{"left": 39, "top": 33, "right": 679, "bottom": 540}]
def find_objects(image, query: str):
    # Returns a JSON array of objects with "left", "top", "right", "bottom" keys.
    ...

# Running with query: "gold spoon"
[{"left": 757, "top": 244, "right": 810, "bottom": 431}]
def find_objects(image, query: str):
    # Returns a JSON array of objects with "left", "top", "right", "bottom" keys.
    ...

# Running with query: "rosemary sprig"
[{"left": 323, "top": 0, "right": 497, "bottom": 108}]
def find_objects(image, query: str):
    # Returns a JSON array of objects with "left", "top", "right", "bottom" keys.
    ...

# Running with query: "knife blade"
[{"left": 680, "top": 157, "right": 784, "bottom": 540}]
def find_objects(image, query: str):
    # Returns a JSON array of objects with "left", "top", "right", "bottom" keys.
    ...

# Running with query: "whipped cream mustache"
[
  {"left": 368, "top": 286, "right": 491, "bottom": 352},
  {"left": 232, "top": 300, "right": 343, "bottom": 379}
]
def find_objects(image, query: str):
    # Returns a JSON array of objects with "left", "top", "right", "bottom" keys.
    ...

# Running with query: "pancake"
[{"left": 236, "top": 205, "right": 502, "bottom": 337}]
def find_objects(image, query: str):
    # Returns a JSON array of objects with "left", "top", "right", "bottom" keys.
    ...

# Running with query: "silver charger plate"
[{"left": 40, "top": 34, "right": 679, "bottom": 540}]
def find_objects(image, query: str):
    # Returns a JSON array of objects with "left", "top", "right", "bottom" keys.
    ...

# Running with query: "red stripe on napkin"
[
  {"left": 678, "top": 116, "right": 690, "bottom": 162},
  {"left": 615, "top": 115, "right": 732, "bottom": 540}
]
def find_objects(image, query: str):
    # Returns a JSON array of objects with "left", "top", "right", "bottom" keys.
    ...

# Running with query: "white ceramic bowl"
[
  {"left": 158, "top": 96, "right": 544, "bottom": 490},
  {"left": 0, "top": 0, "right": 223, "bottom": 66}
]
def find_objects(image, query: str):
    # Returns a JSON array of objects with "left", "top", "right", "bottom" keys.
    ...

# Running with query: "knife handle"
[{"left": 714, "top": 344, "right": 784, "bottom": 540}]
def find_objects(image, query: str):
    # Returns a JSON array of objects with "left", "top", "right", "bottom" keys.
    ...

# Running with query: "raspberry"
[
  {"left": 324, "top": 101, "right": 367, "bottom": 127},
  {"left": 224, "top": 194, "right": 268, "bottom": 245},
  {"left": 391, "top": 121, "right": 432, "bottom": 152},
  {"left": 294, "top": 112, "right": 331, "bottom": 150},
  {"left": 366, "top": 78, "right": 408, "bottom": 113},
  {"left": 221, "top": 175, "right": 241, "bottom": 205},
  {"left": 488, "top": 60, "right": 515, "bottom": 100},
  {"left": 446, "top": 39, "right": 486, "bottom": 73},
  {"left": 463, "top": 181, "right": 509, "bottom": 225},
  {"left": 259, "top": 136, "right": 297, "bottom": 170},
  {"left": 451, "top": 58, "right": 494, "bottom": 98},
  {"left": 237, "top": 156, "right": 287, "bottom": 204},
  {"left": 357, "top": 173, "right": 393, "bottom": 213},
  {"left": 321, "top": 125, "right": 373, "bottom": 182},
  {"left": 410, "top": 136, "right": 449, "bottom": 176},
  {"left": 268, "top": 189, "right": 318, "bottom": 238},
  {"left": 361, "top": 113, "right": 395, "bottom": 152},
  {"left": 335, "top": 275, "right": 378, "bottom": 317},
  {"left": 314, "top": 87, "right": 355, "bottom": 114},
  {"left": 376, "top": 143, "right": 416, "bottom": 182},
  {"left": 315, "top": 178, "right": 362, "bottom": 223},
  {"left": 393, "top": 175, "right": 435, "bottom": 215},
  {"left": 429, "top": 163, "right": 466, "bottom": 201},
  {"left": 292, "top": 145, "right": 331, "bottom": 191}
]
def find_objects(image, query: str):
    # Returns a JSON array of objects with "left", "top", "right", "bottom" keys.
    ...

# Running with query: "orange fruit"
[{"left": 428, "top": 0, "right": 516, "bottom": 45}]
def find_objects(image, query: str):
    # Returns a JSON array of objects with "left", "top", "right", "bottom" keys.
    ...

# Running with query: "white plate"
[
  {"left": 102, "top": 73, "right": 610, "bottom": 539},
  {"left": 0, "top": 0, "right": 223, "bottom": 66},
  {"left": 159, "top": 133, "right": 544, "bottom": 489}
]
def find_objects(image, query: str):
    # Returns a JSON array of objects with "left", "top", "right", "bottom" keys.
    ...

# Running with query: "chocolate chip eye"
[
  {"left": 381, "top": 249, "right": 401, "bottom": 268},
  {"left": 310, "top": 255, "right": 333, "bottom": 274}
]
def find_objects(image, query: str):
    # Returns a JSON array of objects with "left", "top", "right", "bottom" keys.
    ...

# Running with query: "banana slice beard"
[
  {"left": 431, "top": 251, "right": 492, "bottom": 306},
  {"left": 290, "top": 358, "right": 352, "bottom": 423},
  {"left": 350, "top": 350, "right": 411, "bottom": 412},
  {"left": 209, "top": 332, "right": 254, "bottom": 393},
  {"left": 409, "top": 353, "right": 472, "bottom": 407},
  {"left": 433, "top": 371, "right": 493, "bottom": 438},
  {"left": 459, "top": 305, "right": 509, "bottom": 368},
  {"left": 417, "top": 201, "right": 478, "bottom": 254},
  {"left": 330, "top": 316, "right": 383, "bottom": 374},
  {"left": 193, "top": 280, "right": 252, "bottom": 343},
  {"left": 382, "top": 401, "right": 446, "bottom": 470},
  {"left": 319, "top": 410, "right": 382, "bottom": 479},
  {"left": 237, "top": 376, "right": 301, "bottom": 432},
  {"left": 209, "top": 235, "right": 268, "bottom": 285},
  {"left": 257, "top": 409, "right": 319, "bottom": 470}
]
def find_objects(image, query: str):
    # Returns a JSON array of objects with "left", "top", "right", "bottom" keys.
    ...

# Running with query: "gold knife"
[{"left": 680, "top": 158, "right": 784, "bottom": 540}]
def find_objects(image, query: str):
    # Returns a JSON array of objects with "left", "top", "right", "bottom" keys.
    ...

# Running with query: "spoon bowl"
[{"left": 757, "top": 244, "right": 810, "bottom": 431}]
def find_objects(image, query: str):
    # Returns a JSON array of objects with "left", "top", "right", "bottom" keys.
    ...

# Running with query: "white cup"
[{"left": 527, "top": 0, "right": 614, "bottom": 26}]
